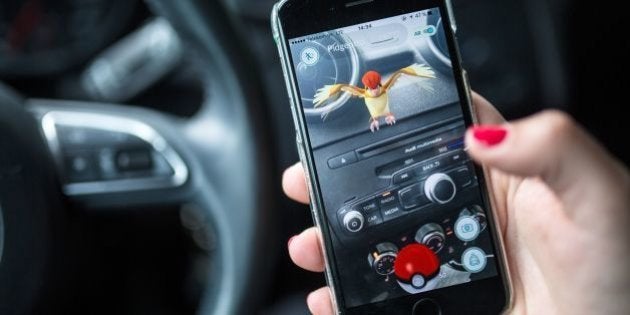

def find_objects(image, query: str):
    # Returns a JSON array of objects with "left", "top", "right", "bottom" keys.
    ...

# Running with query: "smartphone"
[{"left": 272, "top": 0, "right": 511, "bottom": 313}]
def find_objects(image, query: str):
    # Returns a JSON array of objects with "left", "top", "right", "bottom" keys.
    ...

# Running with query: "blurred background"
[{"left": 0, "top": 0, "right": 626, "bottom": 314}]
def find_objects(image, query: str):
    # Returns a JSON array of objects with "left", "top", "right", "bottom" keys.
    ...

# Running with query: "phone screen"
[{"left": 287, "top": 7, "right": 499, "bottom": 309}]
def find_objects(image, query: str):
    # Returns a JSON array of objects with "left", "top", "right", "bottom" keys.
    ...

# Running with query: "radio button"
[
  {"left": 399, "top": 184, "right": 430, "bottom": 210},
  {"left": 450, "top": 152, "right": 464, "bottom": 162},
  {"left": 412, "top": 155, "right": 450, "bottom": 178},
  {"left": 393, "top": 170, "right": 414, "bottom": 184},
  {"left": 379, "top": 193, "right": 399, "bottom": 208},
  {"left": 365, "top": 210, "right": 383, "bottom": 227},
  {"left": 359, "top": 199, "right": 379, "bottom": 213},
  {"left": 381, "top": 206, "right": 404, "bottom": 222},
  {"left": 451, "top": 167, "right": 473, "bottom": 188}
]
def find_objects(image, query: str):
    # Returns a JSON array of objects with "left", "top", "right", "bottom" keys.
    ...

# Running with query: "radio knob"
[
  {"left": 343, "top": 210, "right": 364, "bottom": 233},
  {"left": 424, "top": 173, "right": 456, "bottom": 204}
]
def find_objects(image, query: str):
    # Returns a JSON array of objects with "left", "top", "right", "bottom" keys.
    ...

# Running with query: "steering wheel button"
[
  {"left": 64, "top": 128, "right": 88, "bottom": 145},
  {"left": 56, "top": 126, "right": 138, "bottom": 149},
  {"left": 64, "top": 153, "right": 100, "bottom": 182},
  {"left": 115, "top": 148, "right": 154, "bottom": 172}
]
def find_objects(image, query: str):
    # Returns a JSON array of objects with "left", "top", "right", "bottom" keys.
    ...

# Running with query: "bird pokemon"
[{"left": 313, "top": 64, "right": 436, "bottom": 132}]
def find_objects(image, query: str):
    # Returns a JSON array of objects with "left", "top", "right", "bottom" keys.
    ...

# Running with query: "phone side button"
[
  {"left": 445, "top": 0, "right": 457, "bottom": 33},
  {"left": 461, "top": 69, "right": 476, "bottom": 123},
  {"left": 412, "top": 298, "right": 441, "bottom": 315},
  {"left": 295, "top": 133, "right": 302, "bottom": 146}
]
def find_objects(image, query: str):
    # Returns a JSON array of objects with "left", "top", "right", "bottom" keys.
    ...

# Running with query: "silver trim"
[{"left": 41, "top": 111, "right": 188, "bottom": 196}]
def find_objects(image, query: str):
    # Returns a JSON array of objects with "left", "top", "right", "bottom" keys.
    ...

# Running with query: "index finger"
[{"left": 282, "top": 162, "right": 310, "bottom": 204}]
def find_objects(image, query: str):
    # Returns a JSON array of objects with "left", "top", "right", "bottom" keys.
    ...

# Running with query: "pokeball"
[{"left": 394, "top": 244, "right": 440, "bottom": 289}]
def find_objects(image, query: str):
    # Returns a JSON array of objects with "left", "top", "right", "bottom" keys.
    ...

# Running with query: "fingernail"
[
  {"left": 472, "top": 125, "right": 507, "bottom": 147},
  {"left": 288, "top": 235, "right": 297, "bottom": 248}
]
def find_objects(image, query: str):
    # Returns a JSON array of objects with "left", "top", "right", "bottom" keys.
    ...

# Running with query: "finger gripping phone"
[{"left": 272, "top": 1, "right": 511, "bottom": 313}]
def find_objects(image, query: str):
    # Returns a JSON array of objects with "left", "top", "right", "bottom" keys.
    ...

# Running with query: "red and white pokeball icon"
[{"left": 394, "top": 243, "right": 440, "bottom": 289}]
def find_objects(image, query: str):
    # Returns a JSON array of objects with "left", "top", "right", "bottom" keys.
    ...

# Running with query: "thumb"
[{"left": 465, "top": 110, "right": 629, "bottom": 226}]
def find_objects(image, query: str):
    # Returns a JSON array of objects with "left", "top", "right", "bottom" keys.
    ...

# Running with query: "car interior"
[{"left": 0, "top": 0, "right": 627, "bottom": 314}]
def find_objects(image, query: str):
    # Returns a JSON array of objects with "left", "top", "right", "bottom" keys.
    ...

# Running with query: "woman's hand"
[{"left": 283, "top": 93, "right": 630, "bottom": 315}]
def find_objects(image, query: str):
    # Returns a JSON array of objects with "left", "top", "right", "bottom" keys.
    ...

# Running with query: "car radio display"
[{"left": 288, "top": 7, "right": 499, "bottom": 308}]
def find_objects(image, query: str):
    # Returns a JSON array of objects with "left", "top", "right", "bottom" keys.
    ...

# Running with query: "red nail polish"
[
  {"left": 472, "top": 125, "right": 507, "bottom": 146},
  {"left": 288, "top": 236, "right": 297, "bottom": 248}
]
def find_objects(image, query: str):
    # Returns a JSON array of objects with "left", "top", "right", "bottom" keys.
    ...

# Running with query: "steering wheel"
[{"left": 0, "top": 0, "right": 275, "bottom": 314}]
